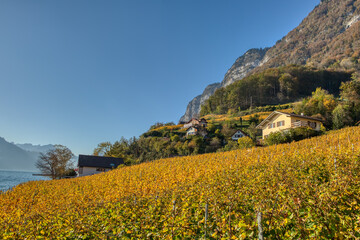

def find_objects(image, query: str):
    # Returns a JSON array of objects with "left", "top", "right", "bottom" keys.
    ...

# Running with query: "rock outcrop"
[
  {"left": 180, "top": 48, "right": 269, "bottom": 122},
  {"left": 179, "top": 83, "right": 220, "bottom": 123}
]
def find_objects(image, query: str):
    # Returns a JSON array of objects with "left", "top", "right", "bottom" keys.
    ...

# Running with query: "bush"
[
  {"left": 265, "top": 127, "right": 321, "bottom": 145},
  {"left": 264, "top": 131, "right": 290, "bottom": 145},
  {"left": 288, "top": 127, "right": 321, "bottom": 141},
  {"left": 237, "top": 137, "right": 255, "bottom": 149},
  {"left": 219, "top": 141, "right": 238, "bottom": 152}
]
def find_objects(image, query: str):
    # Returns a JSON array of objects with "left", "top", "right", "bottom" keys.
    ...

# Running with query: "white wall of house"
[
  {"left": 78, "top": 166, "right": 111, "bottom": 177},
  {"left": 186, "top": 127, "right": 197, "bottom": 136},
  {"left": 231, "top": 131, "right": 246, "bottom": 141}
]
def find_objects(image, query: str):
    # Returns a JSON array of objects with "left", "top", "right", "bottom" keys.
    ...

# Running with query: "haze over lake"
[{"left": 0, "top": 170, "right": 48, "bottom": 191}]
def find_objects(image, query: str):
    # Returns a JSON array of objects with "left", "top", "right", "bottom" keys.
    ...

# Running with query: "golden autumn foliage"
[
  {"left": 1, "top": 127, "right": 360, "bottom": 239},
  {"left": 203, "top": 108, "right": 293, "bottom": 123},
  {"left": 149, "top": 124, "right": 184, "bottom": 132}
]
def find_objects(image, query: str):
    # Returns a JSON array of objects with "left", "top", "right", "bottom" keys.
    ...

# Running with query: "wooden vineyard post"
[
  {"left": 204, "top": 202, "right": 208, "bottom": 239},
  {"left": 172, "top": 199, "right": 176, "bottom": 238},
  {"left": 229, "top": 205, "right": 232, "bottom": 239},
  {"left": 257, "top": 211, "right": 264, "bottom": 240}
]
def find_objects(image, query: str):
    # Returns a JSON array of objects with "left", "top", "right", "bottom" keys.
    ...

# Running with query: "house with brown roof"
[
  {"left": 256, "top": 111, "right": 323, "bottom": 139},
  {"left": 183, "top": 118, "right": 207, "bottom": 129}
]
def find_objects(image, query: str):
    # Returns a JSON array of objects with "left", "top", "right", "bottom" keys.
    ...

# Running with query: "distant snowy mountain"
[{"left": 15, "top": 143, "right": 55, "bottom": 153}]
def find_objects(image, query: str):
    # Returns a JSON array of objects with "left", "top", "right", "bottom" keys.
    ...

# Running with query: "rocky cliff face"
[
  {"left": 179, "top": 83, "right": 220, "bottom": 123},
  {"left": 220, "top": 48, "right": 269, "bottom": 88},
  {"left": 180, "top": 48, "right": 269, "bottom": 122}
]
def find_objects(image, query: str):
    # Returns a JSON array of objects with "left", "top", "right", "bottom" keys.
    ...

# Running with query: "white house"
[
  {"left": 77, "top": 155, "right": 124, "bottom": 177},
  {"left": 231, "top": 130, "right": 247, "bottom": 141},
  {"left": 186, "top": 126, "right": 207, "bottom": 137}
]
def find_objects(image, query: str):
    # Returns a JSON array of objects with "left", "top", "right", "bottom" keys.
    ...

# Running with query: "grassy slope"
[
  {"left": 1, "top": 127, "right": 360, "bottom": 239},
  {"left": 202, "top": 108, "right": 293, "bottom": 123}
]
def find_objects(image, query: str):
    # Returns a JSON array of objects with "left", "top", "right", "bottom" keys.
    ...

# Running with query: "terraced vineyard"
[{"left": 1, "top": 127, "right": 360, "bottom": 239}]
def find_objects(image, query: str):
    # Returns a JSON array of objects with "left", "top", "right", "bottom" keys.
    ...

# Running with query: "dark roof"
[
  {"left": 78, "top": 155, "right": 124, "bottom": 168},
  {"left": 286, "top": 112, "right": 324, "bottom": 122},
  {"left": 185, "top": 118, "right": 207, "bottom": 124},
  {"left": 231, "top": 129, "right": 248, "bottom": 136}
]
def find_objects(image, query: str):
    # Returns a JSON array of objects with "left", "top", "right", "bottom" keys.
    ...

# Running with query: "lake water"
[{"left": 0, "top": 170, "right": 49, "bottom": 192}]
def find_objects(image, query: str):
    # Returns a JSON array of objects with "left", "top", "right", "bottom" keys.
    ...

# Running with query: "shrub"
[
  {"left": 237, "top": 137, "right": 255, "bottom": 149},
  {"left": 265, "top": 127, "right": 321, "bottom": 145},
  {"left": 288, "top": 127, "right": 321, "bottom": 141},
  {"left": 264, "top": 131, "right": 290, "bottom": 145}
]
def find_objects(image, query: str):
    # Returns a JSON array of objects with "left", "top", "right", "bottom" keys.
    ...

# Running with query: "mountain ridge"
[
  {"left": 0, "top": 137, "right": 38, "bottom": 171},
  {"left": 180, "top": 0, "right": 360, "bottom": 122},
  {"left": 0, "top": 138, "right": 57, "bottom": 171}
]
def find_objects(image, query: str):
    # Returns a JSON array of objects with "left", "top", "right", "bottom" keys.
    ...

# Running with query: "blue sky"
[{"left": 0, "top": 0, "right": 319, "bottom": 155}]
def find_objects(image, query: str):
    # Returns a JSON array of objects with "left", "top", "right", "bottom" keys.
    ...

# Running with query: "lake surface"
[{"left": 0, "top": 170, "right": 49, "bottom": 192}]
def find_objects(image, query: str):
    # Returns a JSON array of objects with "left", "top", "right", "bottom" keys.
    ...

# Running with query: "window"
[
  {"left": 268, "top": 123, "right": 276, "bottom": 129},
  {"left": 309, "top": 121, "right": 316, "bottom": 129},
  {"left": 96, "top": 168, "right": 106, "bottom": 172},
  {"left": 277, "top": 120, "right": 285, "bottom": 127}
]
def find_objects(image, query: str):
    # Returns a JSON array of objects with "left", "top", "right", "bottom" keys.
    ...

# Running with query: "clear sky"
[{"left": 0, "top": 0, "right": 319, "bottom": 155}]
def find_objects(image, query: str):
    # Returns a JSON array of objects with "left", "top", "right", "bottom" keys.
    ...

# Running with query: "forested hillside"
[
  {"left": 200, "top": 65, "right": 352, "bottom": 116},
  {"left": 255, "top": 0, "right": 360, "bottom": 72}
]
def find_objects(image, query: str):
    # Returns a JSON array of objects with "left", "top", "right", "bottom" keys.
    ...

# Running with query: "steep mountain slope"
[
  {"left": 220, "top": 48, "right": 269, "bottom": 88},
  {"left": 255, "top": 0, "right": 360, "bottom": 72},
  {"left": 180, "top": 0, "right": 360, "bottom": 122},
  {"left": 180, "top": 48, "right": 268, "bottom": 122},
  {"left": 0, "top": 137, "right": 38, "bottom": 171},
  {"left": 0, "top": 138, "right": 58, "bottom": 171}
]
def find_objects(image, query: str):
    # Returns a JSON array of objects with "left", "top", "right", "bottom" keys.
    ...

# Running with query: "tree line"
[{"left": 200, "top": 65, "right": 352, "bottom": 116}]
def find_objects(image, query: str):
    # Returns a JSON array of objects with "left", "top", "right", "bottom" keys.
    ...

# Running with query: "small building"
[
  {"left": 231, "top": 130, "right": 247, "bottom": 141},
  {"left": 183, "top": 118, "right": 208, "bottom": 129},
  {"left": 256, "top": 111, "right": 323, "bottom": 139},
  {"left": 77, "top": 155, "right": 124, "bottom": 177},
  {"left": 186, "top": 126, "right": 207, "bottom": 137}
]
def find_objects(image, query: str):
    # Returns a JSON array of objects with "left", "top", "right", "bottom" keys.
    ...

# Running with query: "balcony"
[{"left": 291, "top": 121, "right": 317, "bottom": 129}]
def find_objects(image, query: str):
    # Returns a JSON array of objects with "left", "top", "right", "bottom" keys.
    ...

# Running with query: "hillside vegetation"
[
  {"left": 200, "top": 65, "right": 352, "bottom": 116},
  {"left": 1, "top": 127, "right": 360, "bottom": 239}
]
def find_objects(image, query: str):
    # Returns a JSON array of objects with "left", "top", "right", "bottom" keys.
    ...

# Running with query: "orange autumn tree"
[{"left": 295, "top": 87, "right": 337, "bottom": 127}]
